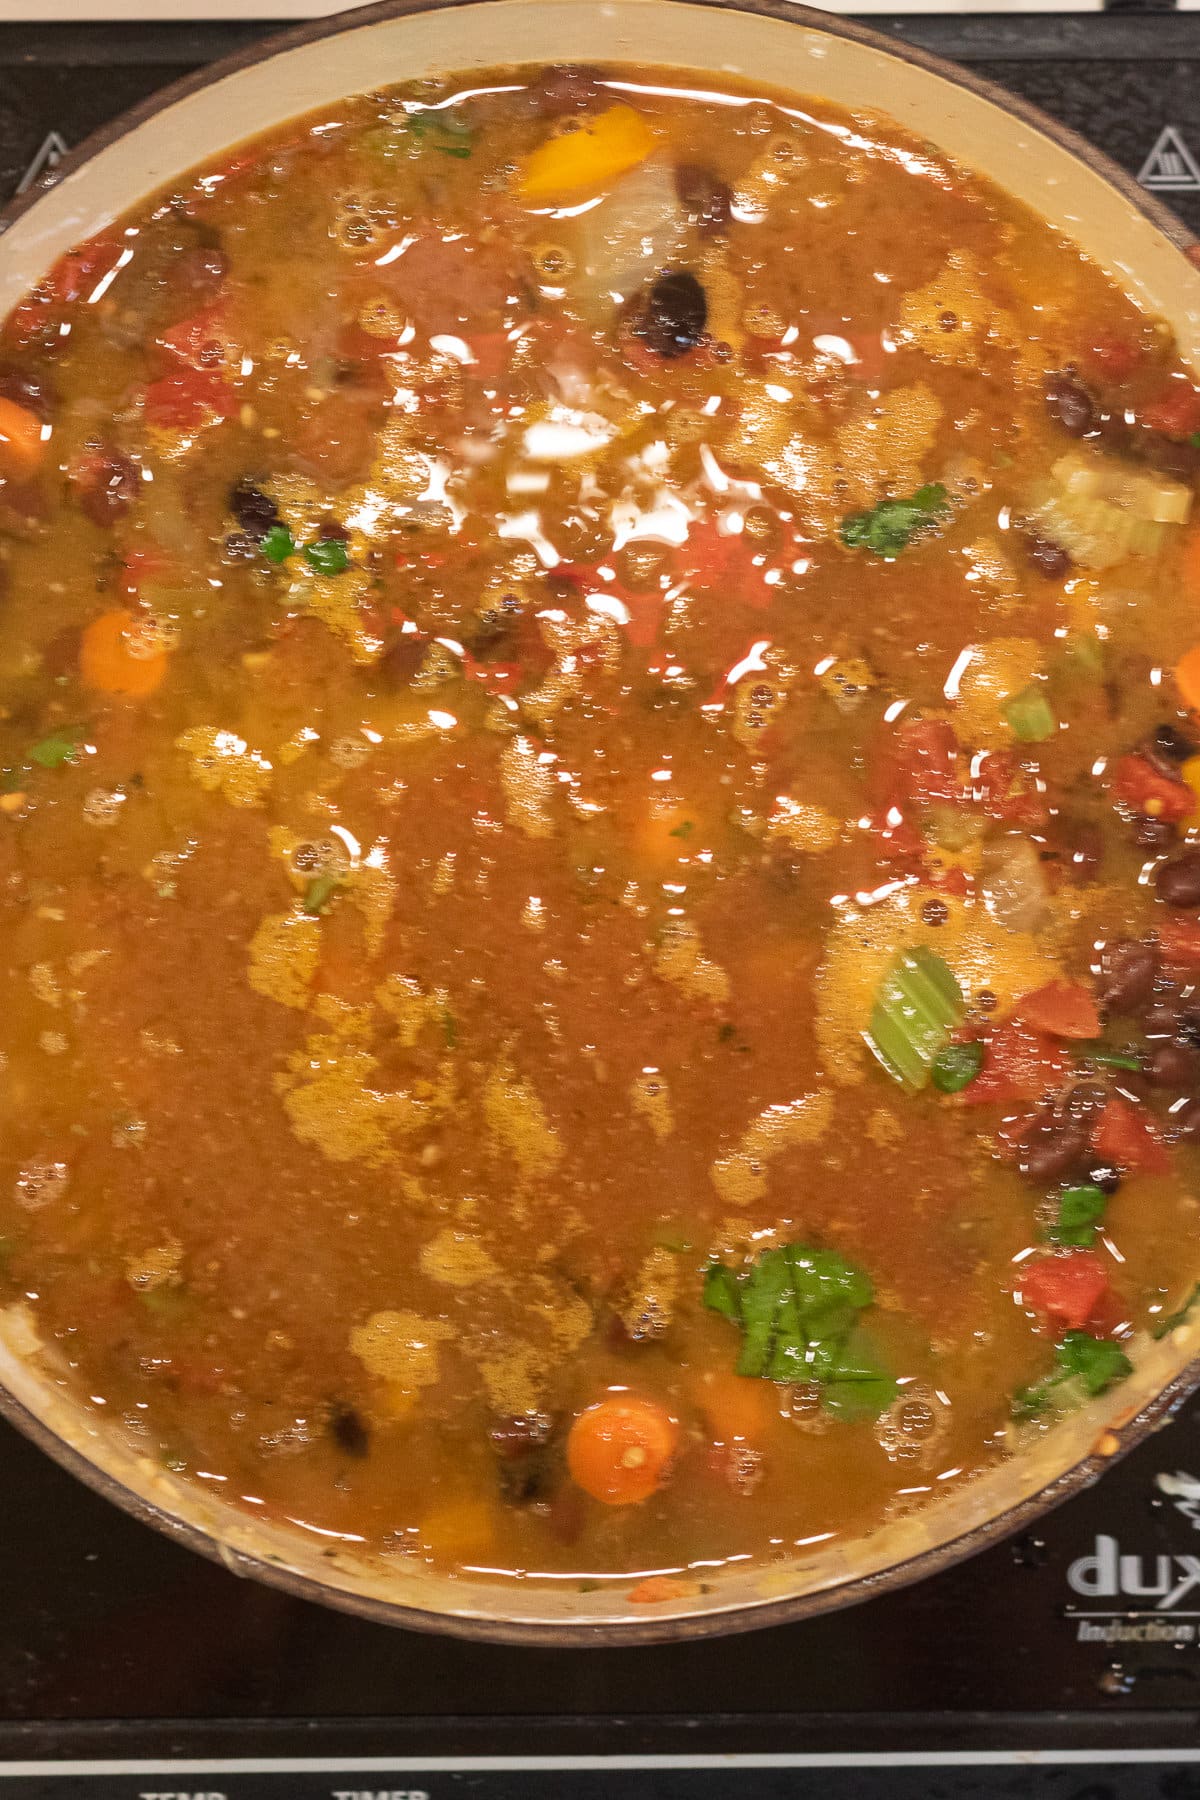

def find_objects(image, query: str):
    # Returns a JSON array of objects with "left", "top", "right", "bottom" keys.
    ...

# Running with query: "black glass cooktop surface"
[{"left": 3, "top": 15, "right": 1200, "bottom": 1797}]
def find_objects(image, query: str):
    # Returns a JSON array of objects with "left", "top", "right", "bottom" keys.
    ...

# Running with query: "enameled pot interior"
[{"left": 3, "top": 0, "right": 1200, "bottom": 1641}]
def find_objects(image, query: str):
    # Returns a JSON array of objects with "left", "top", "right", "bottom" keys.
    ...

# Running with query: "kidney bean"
[
  {"left": 1056, "top": 817, "right": 1104, "bottom": 884},
  {"left": 1156, "top": 849, "right": 1200, "bottom": 907},
  {"left": 1044, "top": 372, "right": 1095, "bottom": 437},
  {"left": 1097, "top": 938, "right": 1158, "bottom": 1016},
  {"left": 1147, "top": 1041, "right": 1200, "bottom": 1090},
  {"left": 1013, "top": 1089, "right": 1099, "bottom": 1183},
  {"left": 74, "top": 445, "right": 139, "bottom": 526},
  {"left": 1173, "top": 1097, "right": 1200, "bottom": 1141},
  {"left": 528, "top": 65, "right": 604, "bottom": 115},
  {"left": 674, "top": 163, "right": 733, "bottom": 234}
]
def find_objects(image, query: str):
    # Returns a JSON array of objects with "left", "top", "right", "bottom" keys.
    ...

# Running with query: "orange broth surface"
[{"left": 1, "top": 63, "right": 1200, "bottom": 1596}]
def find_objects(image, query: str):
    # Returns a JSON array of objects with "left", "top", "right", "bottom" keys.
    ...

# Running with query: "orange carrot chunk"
[
  {"left": 567, "top": 1393, "right": 679, "bottom": 1506},
  {"left": 80, "top": 608, "right": 169, "bottom": 697},
  {"left": 1177, "top": 642, "right": 1200, "bottom": 715},
  {"left": 0, "top": 397, "right": 45, "bottom": 480}
]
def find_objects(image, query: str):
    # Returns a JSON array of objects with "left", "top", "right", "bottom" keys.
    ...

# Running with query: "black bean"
[
  {"left": 0, "top": 363, "right": 55, "bottom": 420},
  {"left": 921, "top": 897, "right": 949, "bottom": 927},
  {"left": 1020, "top": 1115, "right": 1091, "bottom": 1184},
  {"left": 528, "top": 65, "right": 604, "bottom": 115},
  {"left": 1157, "top": 849, "right": 1200, "bottom": 908},
  {"left": 1173, "top": 1097, "right": 1200, "bottom": 1140},
  {"left": 1147, "top": 1040, "right": 1200, "bottom": 1090},
  {"left": 222, "top": 530, "right": 260, "bottom": 563},
  {"left": 1086, "top": 1162, "right": 1122, "bottom": 1196},
  {"left": 1177, "top": 1008, "right": 1200, "bottom": 1051},
  {"left": 1024, "top": 532, "right": 1071, "bottom": 578},
  {"left": 1135, "top": 814, "right": 1177, "bottom": 852},
  {"left": 674, "top": 163, "right": 733, "bottom": 234},
  {"left": 229, "top": 479, "right": 280, "bottom": 542},
  {"left": 1136, "top": 430, "right": 1200, "bottom": 482},
  {"left": 1044, "top": 372, "right": 1095, "bottom": 437},
  {"left": 633, "top": 270, "right": 708, "bottom": 359},
  {"left": 1062, "top": 1082, "right": 1109, "bottom": 1124},
  {"left": 1153, "top": 722, "right": 1197, "bottom": 764},
  {"left": 329, "top": 1404, "right": 370, "bottom": 1458},
  {"left": 490, "top": 1412, "right": 553, "bottom": 1459},
  {"left": 1097, "top": 938, "right": 1159, "bottom": 1016}
]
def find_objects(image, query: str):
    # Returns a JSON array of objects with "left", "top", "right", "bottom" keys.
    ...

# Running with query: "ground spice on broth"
[{"left": 2, "top": 62, "right": 1200, "bottom": 1594}]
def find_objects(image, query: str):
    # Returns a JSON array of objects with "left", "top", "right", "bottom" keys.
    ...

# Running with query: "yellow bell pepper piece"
[
  {"left": 1181, "top": 754, "right": 1200, "bottom": 826},
  {"left": 517, "top": 104, "right": 659, "bottom": 203}
]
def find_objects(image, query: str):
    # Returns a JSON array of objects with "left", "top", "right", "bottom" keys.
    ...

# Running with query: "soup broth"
[{"left": 1, "top": 63, "right": 1199, "bottom": 1599}]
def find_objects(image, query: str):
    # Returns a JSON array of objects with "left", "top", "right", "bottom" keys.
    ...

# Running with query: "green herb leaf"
[
  {"left": 1002, "top": 684, "right": 1056, "bottom": 743},
  {"left": 28, "top": 726, "right": 86, "bottom": 769},
  {"left": 1191, "top": 432, "right": 1200, "bottom": 450},
  {"left": 303, "top": 874, "right": 342, "bottom": 914},
  {"left": 1075, "top": 1043, "right": 1142, "bottom": 1073},
  {"left": 1051, "top": 1183, "right": 1108, "bottom": 1248},
  {"left": 405, "top": 108, "right": 475, "bottom": 158},
  {"left": 867, "top": 946, "right": 964, "bottom": 1089},
  {"left": 261, "top": 524, "right": 297, "bottom": 564},
  {"left": 840, "top": 483, "right": 948, "bottom": 559},
  {"left": 1014, "top": 1328, "right": 1131, "bottom": 1419},
  {"left": 304, "top": 537, "right": 350, "bottom": 576},
  {"left": 1155, "top": 1281, "right": 1200, "bottom": 1340},
  {"left": 442, "top": 1008, "right": 458, "bottom": 1049},
  {"left": 703, "top": 1243, "right": 894, "bottom": 1417},
  {"left": 931, "top": 1039, "right": 984, "bottom": 1094},
  {"left": 668, "top": 820, "right": 695, "bottom": 840}
]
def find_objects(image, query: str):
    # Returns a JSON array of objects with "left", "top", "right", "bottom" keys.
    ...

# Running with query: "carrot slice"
[
  {"left": 1015, "top": 981, "right": 1102, "bottom": 1041},
  {"left": 567, "top": 1393, "right": 679, "bottom": 1506},
  {"left": 0, "top": 396, "right": 45, "bottom": 480},
  {"left": 80, "top": 608, "right": 169, "bottom": 697},
  {"left": 1177, "top": 642, "right": 1200, "bottom": 715}
]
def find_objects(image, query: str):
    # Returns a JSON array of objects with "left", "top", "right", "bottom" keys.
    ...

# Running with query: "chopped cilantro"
[
  {"left": 261, "top": 524, "right": 297, "bottom": 563},
  {"left": 1014, "top": 1329, "right": 1131, "bottom": 1420},
  {"left": 931, "top": 1039, "right": 983, "bottom": 1094},
  {"left": 717, "top": 1022, "right": 737, "bottom": 1044},
  {"left": 303, "top": 874, "right": 342, "bottom": 914},
  {"left": 668, "top": 819, "right": 695, "bottom": 840},
  {"left": 840, "top": 483, "right": 948, "bottom": 559},
  {"left": 1191, "top": 431, "right": 1200, "bottom": 450},
  {"left": 28, "top": 726, "right": 86, "bottom": 769},
  {"left": 304, "top": 538, "right": 350, "bottom": 576},
  {"left": 703, "top": 1242, "right": 896, "bottom": 1417},
  {"left": 442, "top": 1008, "right": 458, "bottom": 1049}
]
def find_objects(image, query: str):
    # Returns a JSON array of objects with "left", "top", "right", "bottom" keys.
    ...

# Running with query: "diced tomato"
[
  {"left": 156, "top": 305, "right": 229, "bottom": 371},
  {"left": 1110, "top": 753, "right": 1193, "bottom": 824},
  {"left": 971, "top": 749, "right": 1046, "bottom": 828},
  {"left": 45, "top": 233, "right": 124, "bottom": 307},
  {"left": 1159, "top": 919, "right": 1200, "bottom": 969},
  {"left": 1013, "top": 981, "right": 1102, "bottom": 1041},
  {"left": 1140, "top": 382, "right": 1200, "bottom": 440},
  {"left": 1020, "top": 1251, "right": 1112, "bottom": 1332},
  {"left": 1092, "top": 1094, "right": 1170, "bottom": 1176},
  {"left": 873, "top": 717, "right": 961, "bottom": 812},
  {"left": 680, "top": 520, "right": 770, "bottom": 607},
  {"left": 862, "top": 808, "right": 925, "bottom": 861},
  {"left": 142, "top": 367, "right": 234, "bottom": 430},
  {"left": 1083, "top": 332, "right": 1142, "bottom": 382},
  {"left": 556, "top": 562, "right": 663, "bottom": 647},
  {"left": 962, "top": 1018, "right": 1072, "bottom": 1107}
]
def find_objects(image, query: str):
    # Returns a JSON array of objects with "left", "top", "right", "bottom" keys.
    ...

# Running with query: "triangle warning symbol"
[
  {"left": 1138, "top": 125, "right": 1200, "bottom": 195},
  {"left": 16, "top": 130, "right": 69, "bottom": 197}
]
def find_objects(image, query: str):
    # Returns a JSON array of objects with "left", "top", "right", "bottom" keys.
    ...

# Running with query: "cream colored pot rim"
[{"left": 1, "top": 0, "right": 1199, "bottom": 1645}]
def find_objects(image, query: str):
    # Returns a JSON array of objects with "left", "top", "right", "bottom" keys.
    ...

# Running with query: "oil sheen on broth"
[{"left": 2, "top": 63, "right": 1200, "bottom": 1600}]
